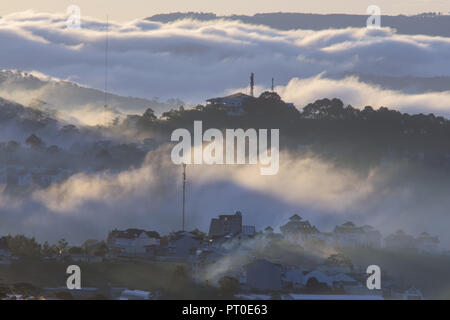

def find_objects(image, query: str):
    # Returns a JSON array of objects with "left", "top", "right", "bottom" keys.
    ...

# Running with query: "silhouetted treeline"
[{"left": 129, "top": 93, "right": 450, "bottom": 170}]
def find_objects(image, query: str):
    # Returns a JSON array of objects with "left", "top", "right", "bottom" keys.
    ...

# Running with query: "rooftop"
[{"left": 109, "top": 228, "right": 160, "bottom": 240}]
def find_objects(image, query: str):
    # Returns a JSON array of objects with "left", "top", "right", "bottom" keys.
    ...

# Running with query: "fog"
[{"left": 0, "top": 142, "right": 447, "bottom": 249}]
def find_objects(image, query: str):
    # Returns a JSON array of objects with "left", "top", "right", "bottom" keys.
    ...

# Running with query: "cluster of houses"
[
  {"left": 0, "top": 212, "right": 440, "bottom": 299},
  {"left": 44, "top": 211, "right": 439, "bottom": 274},
  {"left": 94, "top": 212, "right": 439, "bottom": 299},
  {"left": 272, "top": 215, "right": 440, "bottom": 254}
]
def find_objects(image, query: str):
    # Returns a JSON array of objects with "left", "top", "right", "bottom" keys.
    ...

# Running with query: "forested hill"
[{"left": 124, "top": 92, "right": 450, "bottom": 169}]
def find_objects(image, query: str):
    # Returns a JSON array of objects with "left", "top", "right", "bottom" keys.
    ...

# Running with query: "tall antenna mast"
[
  {"left": 271, "top": 78, "right": 274, "bottom": 91},
  {"left": 182, "top": 163, "right": 186, "bottom": 231},
  {"left": 104, "top": 15, "right": 109, "bottom": 127},
  {"left": 250, "top": 72, "right": 254, "bottom": 97}
]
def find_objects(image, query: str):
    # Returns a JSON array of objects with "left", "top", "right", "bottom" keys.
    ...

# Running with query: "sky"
[
  {"left": 1, "top": 0, "right": 449, "bottom": 21},
  {"left": 2, "top": 11, "right": 450, "bottom": 120}
]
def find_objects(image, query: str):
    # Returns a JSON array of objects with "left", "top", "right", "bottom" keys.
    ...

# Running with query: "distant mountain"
[
  {"left": 0, "top": 70, "right": 184, "bottom": 124},
  {"left": 147, "top": 12, "right": 450, "bottom": 37},
  {"left": 332, "top": 73, "right": 450, "bottom": 94},
  {"left": 0, "top": 96, "right": 57, "bottom": 132}
]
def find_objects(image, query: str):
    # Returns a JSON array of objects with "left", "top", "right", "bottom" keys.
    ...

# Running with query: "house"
[
  {"left": 402, "top": 287, "right": 423, "bottom": 300},
  {"left": 385, "top": 230, "right": 417, "bottom": 250},
  {"left": 192, "top": 247, "right": 249, "bottom": 285},
  {"left": 360, "top": 225, "right": 382, "bottom": 248},
  {"left": 300, "top": 269, "right": 359, "bottom": 292},
  {"left": 244, "top": 259, "right": 282, "bottom": 292},
  {"left": 0, "top": 237, "right": 12, "bottom": 265},
  {"left": 107, "top": 228, "right": 160, "bottom": 259},
  {"left": 209, "top": 211, "right": 243, "bottom": 237},
  {"left": 206, "top": 93, "right": 252, "bottom": 116},
  {"left": 329, "top": 273, "right": 359, "bottom": 291},
  {"left": 168, "top": 231, "right": 202, "bottom": 259},
  {"left": 416, "top": 232, "right": 439, "bottom": 253},
  {"left": 318, "top": 253, "right": 354, "bottom": 273},
  {"left": 333, "top": 222, "right": 381, "bottom": 248},
  {"left": 118, "top": 289, "right": 153, "bottom": 300},
  {"left": 205, "top": 213, "right": 249, "bottom": 251},
  {"left": 206, "top": 93, "right": 252, "bottom": 107},
  {"left": 282, "top": 268, "right": 307, "bottom": 290},
  {"left": 302, "top": 270, "right": 334, "bottom": 289},
  {"left": 280, "top": 214, "right": 319, "bottom": 245},
  {"left": 263, "top": 226, "right": 274, "bottom": 234},
  {"left": 280, "top": 214, "right": 319, "bottom": 235},
  {"left": 195, "top": 247, "right": 228, "bottom": 265},
  {"left": 242, "top": 225, "right": 256, "bottom": 236}
]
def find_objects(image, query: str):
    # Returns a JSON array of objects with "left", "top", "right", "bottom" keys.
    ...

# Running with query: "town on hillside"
[{"left": 0, "top": 211, "right": 442, "bottom": 300}]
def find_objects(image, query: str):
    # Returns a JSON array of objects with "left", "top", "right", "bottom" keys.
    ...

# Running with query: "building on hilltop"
[{"left": 206, "top": 92, "right": 253, "bottom": 116}]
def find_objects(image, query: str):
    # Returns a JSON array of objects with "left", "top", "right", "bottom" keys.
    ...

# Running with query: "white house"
[
  {"left": 206, "top": 93, "right": 252, "bottom": 116},
  {"left": 107, "top": 229, "right": 160, "bottom": 258}
]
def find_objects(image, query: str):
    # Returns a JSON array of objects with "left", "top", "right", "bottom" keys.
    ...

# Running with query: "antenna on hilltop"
[
  {"left": 250, "top": 72, "right": 254, "bottom": 97},
  {"left": 271, "top": 78, "right": 274, "bottom": 92},
  {"left": 182, "top": 163, "right": 186, "bottom": 232},
  {"left": 104, "top": 15, "right": 109, "bottom": 127}
]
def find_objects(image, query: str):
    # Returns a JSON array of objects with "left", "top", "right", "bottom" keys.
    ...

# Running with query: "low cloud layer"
[
  {"left": 1, "top": 11, "right": 450, "bottom": 111},
  {"left": 0, "top": 144, "right": 449, "bottom": 248},
  {"left": 277, "top": 75, "right": 450, "bottom": 117}
]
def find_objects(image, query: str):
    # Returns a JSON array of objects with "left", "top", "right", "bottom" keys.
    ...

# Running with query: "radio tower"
[
  {"left": 182, "top": 163, "right": 186, "bottom": 231},
  {"left": 271, "top": 78, "right": 274, "bottom": 91},
  {"left": 104, "top": 15, "right": 109, "bottom": 127},
  {"left": 250, "top": 72, "right": 254, "bottom": 97}
]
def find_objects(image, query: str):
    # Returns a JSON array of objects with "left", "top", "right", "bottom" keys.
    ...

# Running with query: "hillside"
[
  {"left": 0, "top": 70, "right": 184, "bottom": 124},
  {"left": 124, "top": 93, "right": 450, "bottom": 171}
]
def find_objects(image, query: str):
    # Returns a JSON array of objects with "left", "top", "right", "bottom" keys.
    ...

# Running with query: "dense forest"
[{"left": 123, "top": 92, "right": 450, "bottom": 171}]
